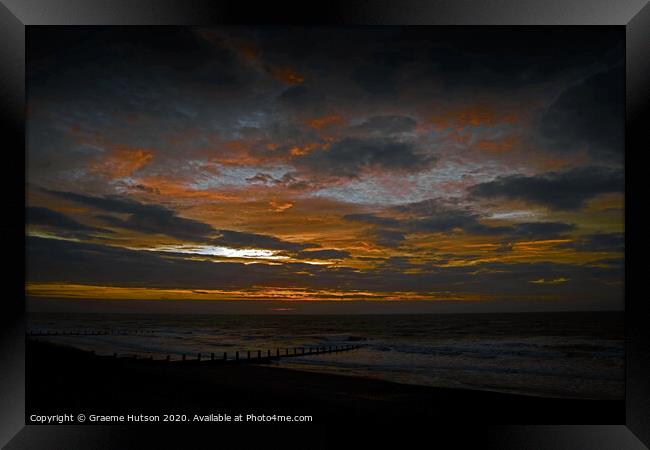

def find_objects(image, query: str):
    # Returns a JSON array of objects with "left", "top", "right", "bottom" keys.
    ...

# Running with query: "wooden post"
[
  {"left": 285, "top": 348, "right": 289, "bottom": 356},
  {"left": 247, "top": 350, "right": 251, "bottom": 359},
  {"left": 301, "top": 347, "right": 305, "bottom": 354},
  {"left": 235, "top": 351, "right": 239, "bottom": 360},
  {"left": 257, "top": 350, "right": 261, "bottom": 359},
  {"left": 267, "top": 349, "right": 271, "bottom": 358},
  {"left": 224, "top": 352, "right": 228, "bottom": 361},
  {"left": 294, "top": 348, "right": 297, "bottom": 355},
  {"left": 276, "top": 349, "right": 280, "bottom": 357}
]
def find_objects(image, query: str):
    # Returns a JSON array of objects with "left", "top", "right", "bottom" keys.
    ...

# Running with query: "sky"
[{"left": 26, "top": 27, "right": 624, "bottom": 313}]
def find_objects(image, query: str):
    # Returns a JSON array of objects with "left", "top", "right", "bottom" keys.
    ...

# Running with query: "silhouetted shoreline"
[{"left": 26, "top": 339, "right": 624, "bottom": 424}]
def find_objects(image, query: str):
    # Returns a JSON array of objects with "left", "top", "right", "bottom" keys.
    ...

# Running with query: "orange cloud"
[
  {"left": 89, "top": 146, "right": 154, "bottom": 179},
  {"left": 305, "top": 114, "right": 344, "bottom": 130},
  {"left": 269, "top": 201, "right": 294, "bottom": 212},
  {"left": 268, "top": 65, "right": 304, "bottom": 85},
  {"left": 530, "top": 277, "right": 569, "bottom": 285},
  {"left": 25, "top": 282, "right": 494, "bottom": 302},
  {"left": 430, "top": 105, "right": 519, "bottom": 129},
  {"left": 129, "top": 176, "right": 238, "bottom": 202},
  {"left": 475, "top": 136, "right": 520, "bottom": 154}
]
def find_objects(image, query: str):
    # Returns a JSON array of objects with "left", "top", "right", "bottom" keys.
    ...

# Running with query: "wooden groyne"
[
  {"left": 26, "top": 330, "right": 362, "bottom": 364},
  {"left": 95, "top": 344, "right": 362, "bottom": 364},
  {"left": 165, "top": 344, "right": 363, "bottom": 365}
]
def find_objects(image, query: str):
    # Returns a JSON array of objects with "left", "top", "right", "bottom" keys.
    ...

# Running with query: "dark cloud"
[
  {"left": 295, "top": 138, "right": 435, "bottom": 178},
  {"left": 378, "top": 256, "right": 417, "bottom": 271},
  {"left": 43, "top": 189, "right": 215, "bottom": 241},
  {"left": 26, "top": 236, "right": 288, "bottom": 289},
  {"left": 539, "top": 65, "right": 624, "bottom": 162},
  {"left": 352, "top": 64, "right": 397, "bottom": 95},
  {"left": 296, "top": 249, "right": 351, "bottom": 260},
  {"left": 368, "top": 229, "right": 407, "bottom": 248},
  {"left": 212, "top": 230, "right": 317, "bottom": 252},
  {"left": 469, "top": 166, "right": 623, "bottom": 210},
  {"left": 346, "top": 200, "right": 576, "bottom": 247},
  {"left": 277, "top": 84, "right": 326, "bottom": 110},
  {"left": 347, "top": 200, "right": 501, "bottom": 236},
  {"left": 343, "top": 213, "right": 401, "bottom": 228},
  {"left": 560, "top": 233, "right": 624, "bottom": 252},
  {"left": 27, "top": 206, "right": 109, "bottom": 236},
  {"left": 509, "top": 222, "right": 576, "bottom": 240},
  {"left": 41, "top": 189, "right": 319, "bottom": 251},
  {"left": 350, "top": 115, "right": 417, "bottom": 136}
]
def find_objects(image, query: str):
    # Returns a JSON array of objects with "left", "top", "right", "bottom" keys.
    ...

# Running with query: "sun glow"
[{"left": 148, "top": 244, "right": 288, "bottom": 260}]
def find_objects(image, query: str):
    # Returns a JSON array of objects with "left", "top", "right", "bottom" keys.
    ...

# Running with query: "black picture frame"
[{"left": 2, "top": 1, "right": 649, "bottom": 448}]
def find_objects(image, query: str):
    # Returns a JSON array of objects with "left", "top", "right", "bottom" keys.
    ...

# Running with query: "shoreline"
[{"left": 26, "top": 339, "right": 624, "bottom": 424}]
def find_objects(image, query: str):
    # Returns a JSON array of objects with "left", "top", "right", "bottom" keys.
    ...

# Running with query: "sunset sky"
[{"left": 26, "top": 27, "right": 624, "bottom": 312}]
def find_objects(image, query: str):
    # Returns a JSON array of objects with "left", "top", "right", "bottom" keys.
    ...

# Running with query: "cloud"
[
  {"left": 349, "top": 115, "right": 417, "bottom": 135},
  {"left": 368, "top": 229, "right": 407, "bottom": 248},
  {"left": 43, "top": 189, "right": 215, "bottom": 241},
  {"left": 539, "top": 65, "right": 624, "bottom": 162},
  {"left": 352, "top": 63, "right": 397, "bottom": 95},
  {"left": 469, "top": 166, "right": 623, "bottom": 210},
  {"left": 343, "top": 213, "right": 401, "bottom": 228},
  {"left": 559, "top": 233, "right": 624, "bottom": 252},
  {"left": 529, "top": 277, "right": 569, "bottom": 285},
  {"left": 42, "top": 189, "right": 324, "bottom": 252},
  {"left": 296, "top": 249, "right": 351, "bottom": 260},
  {"left": 212, "top": 230, "right": 316, "bottom": 252},
  {"left": 27, "top": 206, "right": 110, "bottom": 236},
  {"left": 295, "top": 137, "right": 435, "bottom": 179},
  {"left": 346, "top": 199, "right": 501, "bottom": 236},
  {"left": 346, "top": 199, "right": 576, "bottom": 247},
  {"left": 508, "top": 222, "right": 576, "bottom": 240},
  {"left": 89, "top": 146, "right": 154, "bottom": 179}
]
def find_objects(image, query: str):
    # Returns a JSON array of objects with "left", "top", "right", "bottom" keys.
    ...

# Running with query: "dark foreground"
[{"left": 26, "top": 339, "right": 624, "bottom": 424}]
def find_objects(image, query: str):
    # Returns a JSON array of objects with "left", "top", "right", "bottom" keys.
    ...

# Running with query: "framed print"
[{"left": 1, "top": 0, "right": 649, "bottom": 448}]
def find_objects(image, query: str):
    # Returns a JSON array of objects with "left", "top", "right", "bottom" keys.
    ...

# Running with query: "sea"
[{"left": 27, "top": 311, "right": 624, "bottom": 400}]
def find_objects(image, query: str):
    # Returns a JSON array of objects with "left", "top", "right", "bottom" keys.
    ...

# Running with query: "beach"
[{"left": 26, "top": 339, "right": 624, "bottom": 424}]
